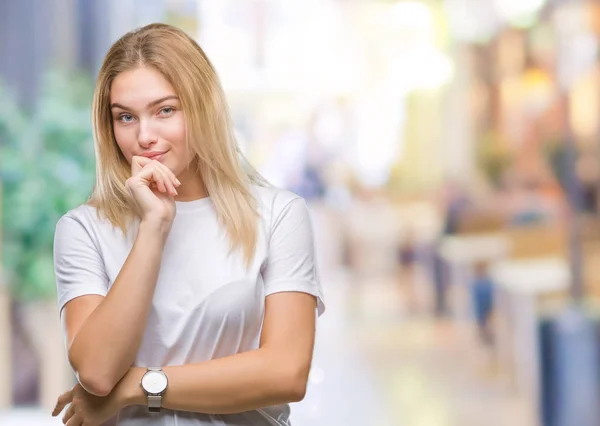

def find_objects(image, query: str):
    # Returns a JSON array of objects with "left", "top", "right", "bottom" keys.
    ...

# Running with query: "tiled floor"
[{"left": 0, "top": 268, "right": 533, "bottom": 426}]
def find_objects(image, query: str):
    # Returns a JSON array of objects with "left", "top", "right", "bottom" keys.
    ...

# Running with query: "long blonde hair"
[{"left": 89, "top": 23, "right": 268, "bottom": 266}]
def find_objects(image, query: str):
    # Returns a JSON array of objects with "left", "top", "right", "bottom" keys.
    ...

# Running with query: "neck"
[{"left": 175, "top": 166, "right": 208, "bottom": 202}]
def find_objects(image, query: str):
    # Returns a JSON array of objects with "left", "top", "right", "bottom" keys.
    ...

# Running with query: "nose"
[{"left": 137, "top": 119, "right": 157, "bottom": 149}]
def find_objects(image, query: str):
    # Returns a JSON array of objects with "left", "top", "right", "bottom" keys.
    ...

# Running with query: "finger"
[
  {"left": 135, "top": 165, "right": 168, "bottom": 193},
  {"left": 152, "top": 167, "right": 170, "bottom": 194},
  {"left": 150, "top": 159, "right": 180, "bottom": 190},
  {"left": 62, "top": 404, "right": 75, "bottom": 424},
  {"left": 53, "top": 390, "right": 74, "bottom": 416},
  {"left": 155, "top": 165, "right": 178, "bottom": 196},
  {"left": 133, "top": 157, "right": 179, "bottom": 192},
  {"left": 52, "top": 400, "right": 65, "bottom": 417},
  {"left": 131, "top": 155, "right": 153, "bottom": 175},
  {"left": 130, "top": 161, "right": 178, "bottom": 196},
  {"left": 156, "top": 161, "right": 181, "bottom": 187},
  {"left": 66, "top": 413, "right": 83, "bottom": 426}
]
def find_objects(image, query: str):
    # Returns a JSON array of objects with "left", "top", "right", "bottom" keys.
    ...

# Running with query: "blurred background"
[{"left": 2, "top": 0, "right": 600, "bottom": 425}]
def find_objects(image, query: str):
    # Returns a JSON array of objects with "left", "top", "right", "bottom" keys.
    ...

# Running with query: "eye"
[
  {"left": 159, "top": 106, "right": 175, "bottom": 116},
  {"left": 118, "top": 114, "right": 135, "bottom": 123}
]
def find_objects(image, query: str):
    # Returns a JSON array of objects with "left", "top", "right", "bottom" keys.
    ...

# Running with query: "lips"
[{"left": 140, "top": 151, "right": 167, "bottom": 161}]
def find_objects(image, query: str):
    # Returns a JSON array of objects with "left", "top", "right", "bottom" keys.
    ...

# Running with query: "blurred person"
[
  {"left": 441, "top": 181, "right": 471, "bottom": 235},
  {"left": 577, "top": 153, "right": 599, "bottom": 215},
  {"left": 398, "top": 229, "right": 417, "bottom": 272},
  {"left": 51, "top": 23, "right": 325, "bottom": 426},
  {"left": 430, "top": 182, "right": 472, "bottom": 318},
  {"left": 470, "top": 261, "right": 495, "bottom": 346},
  {"left": 397, "top": 228, "right": 420, "bottom": 315}
]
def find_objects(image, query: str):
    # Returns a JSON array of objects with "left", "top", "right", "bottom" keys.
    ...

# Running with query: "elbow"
[
  {"left": 283, "top": 367, "right": 309, "bottom": 403},
  {"left": 76, "top": 370, "right": 116, "bottom": 397},
  {"left": 69, "top": 352, "right": 118, "bottom": 397},
  {"left": 288, "top": 381, "right": 307, "bottom": 403},
  {"left": 70, "top": 357, "right": 116, "bottom": 397}
]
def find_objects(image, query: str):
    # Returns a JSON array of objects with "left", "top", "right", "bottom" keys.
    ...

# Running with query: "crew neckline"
[{"left": 175, "top": 196, "right": 213, "bottom": 214}]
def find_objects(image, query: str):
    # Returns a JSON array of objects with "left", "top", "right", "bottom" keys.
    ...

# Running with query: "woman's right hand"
[{"left": 125, "top": 156, "right": 180, "bottom": 225}]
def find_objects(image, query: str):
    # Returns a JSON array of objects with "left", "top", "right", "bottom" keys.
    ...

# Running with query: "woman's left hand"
[{"left": 52, "top": 383, "right": 121, "bottom": 426}]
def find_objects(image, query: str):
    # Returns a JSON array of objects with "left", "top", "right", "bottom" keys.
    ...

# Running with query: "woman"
[{"left": 51, "top": 23, "right": 325, "bottom": 426}]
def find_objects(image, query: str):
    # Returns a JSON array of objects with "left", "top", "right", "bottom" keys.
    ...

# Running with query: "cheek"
[
  {"left": 164, "top": 117, "right": 191, "bottom": 160},
  {"left": 164, "top": 116, "right": 187, "bottom": 148},
  {"left": 113, "top": 127, "right": 136, "bottom": 159}
]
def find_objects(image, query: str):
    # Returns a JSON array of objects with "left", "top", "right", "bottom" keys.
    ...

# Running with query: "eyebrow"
[{"left": 110, "top": 95, "right": 179, "bottom": 110}]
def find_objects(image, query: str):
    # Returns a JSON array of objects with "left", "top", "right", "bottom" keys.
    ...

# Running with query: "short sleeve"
[
  {"left": 262, "top": 197, "right": 325, "bottom": 316},
  {"left": 53, "top": 215, "right": 109, "bottom": 315}
]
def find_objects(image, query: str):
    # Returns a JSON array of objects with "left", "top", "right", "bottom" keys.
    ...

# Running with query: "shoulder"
[
  {"left": 251, "top": 183, "right": 308, "bottom": 222},
  {"left": 250, "top": 184, "right": 314, "bottom": 242},
  {"left": 57, "top": 203, "right": 97, "bottom": 226},
  {"left": 55, "top": 203, "right": 111, "bottom": 238}
]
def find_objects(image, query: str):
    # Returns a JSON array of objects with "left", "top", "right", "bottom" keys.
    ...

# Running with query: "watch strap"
[{"left": 148, "top": 394, "right": 162, "bottom": 413}]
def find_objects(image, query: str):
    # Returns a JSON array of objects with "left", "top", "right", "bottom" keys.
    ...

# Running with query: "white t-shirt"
[{"left": 53, "top": 184, "right": 325, "bottom": 426}]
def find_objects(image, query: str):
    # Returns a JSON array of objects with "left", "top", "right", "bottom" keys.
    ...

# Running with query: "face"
[{"left": 110, "top": 66, "right": 192, "bottom": 178}]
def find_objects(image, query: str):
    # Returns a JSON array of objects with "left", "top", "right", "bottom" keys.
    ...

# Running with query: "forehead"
[{"left": 110, "top": 67, "right": 176, "bottom": 106}]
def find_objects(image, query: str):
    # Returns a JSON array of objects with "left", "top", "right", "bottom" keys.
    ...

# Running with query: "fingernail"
[{"left": 175, "top": 179, "right": 181, "bottom": 185}]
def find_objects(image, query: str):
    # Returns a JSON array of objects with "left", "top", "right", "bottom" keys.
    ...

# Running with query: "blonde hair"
[{"left": 89, "top": 23, "right": 268, "bottom": 266}]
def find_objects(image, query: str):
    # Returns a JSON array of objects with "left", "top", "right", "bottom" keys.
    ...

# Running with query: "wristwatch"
[{"left": 140, "top": 367, "right": 168, "bottom": 413}]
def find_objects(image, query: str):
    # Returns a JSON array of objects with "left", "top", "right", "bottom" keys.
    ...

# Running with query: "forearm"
[
  {"left": 69, "top": 220, "right": 169, "bottom": 395},
  {"left": 121, "top": 349, "right": 309, "bottom": 414}
]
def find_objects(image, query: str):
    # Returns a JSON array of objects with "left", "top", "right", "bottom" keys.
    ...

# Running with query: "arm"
[
  {"left": 117, "top": 196, "right": 324, "bottom": 414},
  {"left": 57, "top": 217, "right": 170, "bottom": 396},
  {"left": 119, "top": 291, "right": 317, "bottom": 414}
]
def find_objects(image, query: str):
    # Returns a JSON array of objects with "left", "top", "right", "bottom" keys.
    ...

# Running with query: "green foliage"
[{"left": 1, "top": 71, "right": 96, "bottom": 301}]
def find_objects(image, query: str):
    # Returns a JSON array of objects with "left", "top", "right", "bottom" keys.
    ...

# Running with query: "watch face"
[{"left": 142, "top": 370, "right": 168, "bottom": 394}]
